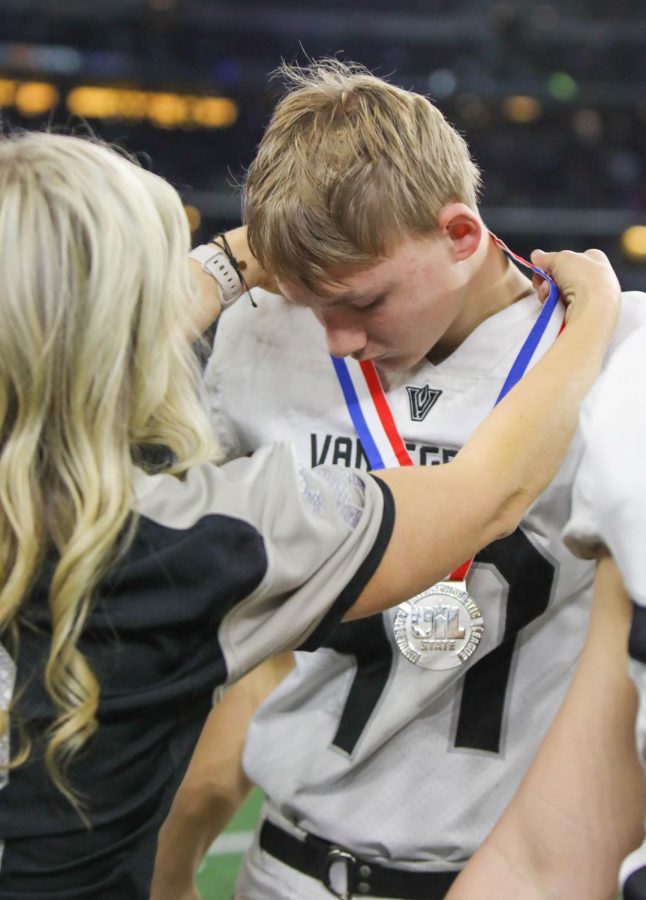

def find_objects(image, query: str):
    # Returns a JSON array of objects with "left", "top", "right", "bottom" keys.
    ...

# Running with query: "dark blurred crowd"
[{"left": 1, "top": 0, "right": 644, "bottom": 274}]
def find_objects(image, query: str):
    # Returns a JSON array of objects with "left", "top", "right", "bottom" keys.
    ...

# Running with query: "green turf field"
[{"left": 197, "top": 790, "right": 262, "bottom": 900}]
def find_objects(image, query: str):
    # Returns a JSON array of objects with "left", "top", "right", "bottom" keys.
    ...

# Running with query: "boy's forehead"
[
  {"left": 278, "top": 276, "right": 382, "bottom": 309},
  {"left": 278, "top": 257, "right": 392, "bottom": 308},
  {"left": 278, "top": 280, "right": 358, "bottom": 308}
]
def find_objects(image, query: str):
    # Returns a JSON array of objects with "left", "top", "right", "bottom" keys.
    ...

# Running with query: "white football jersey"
[
  {"left": 564, "top": 326, "right": 646, "bottom": 899},
  {"left": 205, "top": 287, "right": 646, "bottom": 870}
]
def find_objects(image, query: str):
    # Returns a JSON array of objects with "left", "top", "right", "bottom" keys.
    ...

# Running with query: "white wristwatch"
[{"left": 189, "top": 243, "right": 243, "bottom": 307}]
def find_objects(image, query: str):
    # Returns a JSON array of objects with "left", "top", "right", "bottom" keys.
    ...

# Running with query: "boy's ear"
[{"left": 437, "top": 203, "right": 483, "bottom": 261}]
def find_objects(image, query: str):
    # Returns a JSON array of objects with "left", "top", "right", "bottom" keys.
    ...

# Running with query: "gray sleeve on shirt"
[{"left": 213, "top": 443, "right": 393, "bottom": 683}]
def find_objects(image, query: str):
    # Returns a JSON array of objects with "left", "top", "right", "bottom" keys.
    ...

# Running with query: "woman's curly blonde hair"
[{"left": 0, "top": 132, "right": 217, "bottom": 810}]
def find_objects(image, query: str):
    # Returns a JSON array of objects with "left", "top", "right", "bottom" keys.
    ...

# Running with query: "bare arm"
[
  {"left": 149, "top": 653, "right": 294, "bottom": 900},
  {"left": 446, "top": 554, "right": 645, "bottom": 900},
  {"left": 188, "top": 225, "right": 271, "bottom": 334},
  {"left": 349, "top": 249, "right": 620, "bottom": 619}
]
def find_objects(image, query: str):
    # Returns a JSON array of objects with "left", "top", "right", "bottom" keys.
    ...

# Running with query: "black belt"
[{"left": 260, "top": 819, "right": 458, "bottom": 900}]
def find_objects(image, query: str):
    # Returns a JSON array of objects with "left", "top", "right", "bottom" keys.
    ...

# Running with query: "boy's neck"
[{"left": 428, "top": 238, "right": 533, "bottom": 363}]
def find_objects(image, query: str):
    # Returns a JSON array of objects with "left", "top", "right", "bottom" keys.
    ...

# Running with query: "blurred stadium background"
[
  {"left": 1, "top": 0, "right": 645, "bottom": 281},
  {"left": 1, "top": 0, "right": 643, "bottom": 895}
]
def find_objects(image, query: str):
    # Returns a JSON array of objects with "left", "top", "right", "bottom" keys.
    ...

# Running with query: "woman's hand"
[{"left": 531, "top": 248, "right": 621, "bottom": 326}]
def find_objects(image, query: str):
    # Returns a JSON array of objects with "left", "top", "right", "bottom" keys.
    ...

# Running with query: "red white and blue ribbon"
[
  {"left": 330, "top": 356, "right": 411, "bottom": 470},
  {"left": 490, "top": 234, "right": 563, "bottom": 401},
  {"left": 331, "top": 235, "right": 563, "bottom": 581}
]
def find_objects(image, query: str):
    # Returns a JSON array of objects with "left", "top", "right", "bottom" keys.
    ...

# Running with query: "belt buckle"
[{"left": 321, "top": 846, "right": 358, "bottom": 899}]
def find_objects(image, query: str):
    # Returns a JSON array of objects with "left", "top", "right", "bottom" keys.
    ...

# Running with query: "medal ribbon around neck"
[{"left": 331, "top": 234, "right": 562, "bottom": 584}]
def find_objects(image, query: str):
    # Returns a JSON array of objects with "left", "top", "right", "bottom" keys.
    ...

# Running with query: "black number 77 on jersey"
[{"left": 325, "top": 526, "right": 555, "bottom": 755}]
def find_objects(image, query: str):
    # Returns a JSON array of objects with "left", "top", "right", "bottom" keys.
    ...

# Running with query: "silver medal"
[{"left": 393, "top": 581, "right": 484, "bottom": 670}]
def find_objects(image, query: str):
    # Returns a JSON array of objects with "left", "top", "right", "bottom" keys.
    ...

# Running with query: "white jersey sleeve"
[
  {"left": 564, "top": 326, "right": 646, "bottom": 900},
  {"left": 564, "top": 325, "right": 646, "bottom": 602}
]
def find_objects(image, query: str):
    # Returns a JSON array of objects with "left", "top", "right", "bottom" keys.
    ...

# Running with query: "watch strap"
[{"left": 189, "top": 244, "right": 243, "bottom": 307}]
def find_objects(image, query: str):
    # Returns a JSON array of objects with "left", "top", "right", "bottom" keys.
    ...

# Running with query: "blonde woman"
[{"left": 0, "top": 131, "right": 619, "bottom": 899}]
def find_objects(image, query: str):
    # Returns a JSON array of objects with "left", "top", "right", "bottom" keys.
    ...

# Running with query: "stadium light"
[
  {"left": 66, "top": 85, "right": 238, "bottom": 129},
  {"left": 621, "top": 225, "right": 646, "bottom": 263},
  {"left": 14, "top": 81, "right": 59, "bottom": 116},
  {"left": 502, "top": 96, "right": 542, "bottom": 124}
]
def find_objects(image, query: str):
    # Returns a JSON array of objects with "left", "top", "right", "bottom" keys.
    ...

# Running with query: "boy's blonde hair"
[
  {"left": 0, "top": 132, "right": 217, "bottom": 810},
  {"left": 244, "top": 59, "right": 481, "bottom": 292}
]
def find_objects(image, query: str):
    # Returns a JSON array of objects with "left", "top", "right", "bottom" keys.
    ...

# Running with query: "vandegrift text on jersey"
[{"left": 310, "top": 432, "right": 458, "bottom": 469}]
